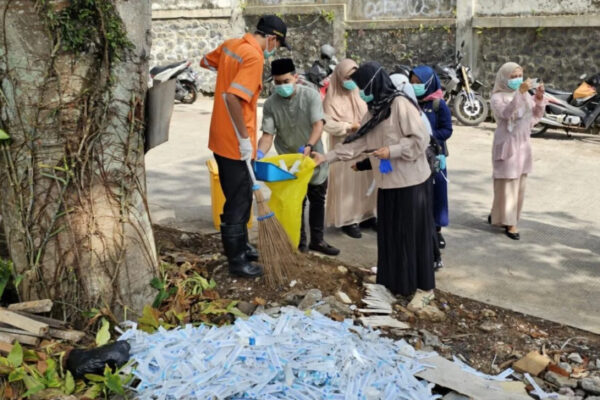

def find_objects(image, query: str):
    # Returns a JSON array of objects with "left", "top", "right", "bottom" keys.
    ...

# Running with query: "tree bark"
[{"left": 0, "top": 0, "right": 158, "bottom": 321}]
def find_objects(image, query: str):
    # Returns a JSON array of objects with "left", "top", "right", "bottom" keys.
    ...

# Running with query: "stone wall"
[
  {"left": 149, "top": 0, "right": 600, "bottom": 98},
  {"left": 244, "top": 14, "right": 334, "bottom": 74},
  {"left": 151, "top": 18, "right": 234, "bottom": 93},
  {"left": 346, "top": 27, "right": 456, "bottom": 72},
  {"left": 476, "top": 27, "right": 600, "bottom": 97}
]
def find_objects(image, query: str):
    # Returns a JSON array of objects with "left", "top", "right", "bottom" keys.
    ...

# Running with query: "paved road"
[{"left": 145, "top": 97, "right": 600, "bottom": 334}]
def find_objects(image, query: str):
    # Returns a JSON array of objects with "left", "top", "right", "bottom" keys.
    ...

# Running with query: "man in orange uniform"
[{"left": 201, "top": 15, "right": 289, "bottom": 278}]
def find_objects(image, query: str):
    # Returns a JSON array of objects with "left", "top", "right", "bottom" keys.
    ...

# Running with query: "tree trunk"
[{"left": 0, "top": 0, "right": 158, "bottom": 321}]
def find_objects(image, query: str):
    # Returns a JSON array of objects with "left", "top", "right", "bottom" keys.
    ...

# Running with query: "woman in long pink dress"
[
  {"left": 322, "top": 59, "right": 376, "bottom": 238},
  {"left": 489, "top": 62, "right": 547, "bottom": 240}
]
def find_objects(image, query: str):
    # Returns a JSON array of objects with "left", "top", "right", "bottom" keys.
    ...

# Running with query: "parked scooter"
[
  {"left": 150, "top": 60, "right": 199, "bottom": 104},
  {"left": 304, "top": 44, "right": 338, "bottom": 99},
  {"left": 530, "top": 73, "right": 600, "bottom": 136},
  {"left": 393, "top": 42, "right": 487, "bottom": 126},
  {"left": 434, "top": 41, "right": 488, "bottom": 126}
]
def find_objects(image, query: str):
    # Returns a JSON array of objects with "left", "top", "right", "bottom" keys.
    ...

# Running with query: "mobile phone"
[{"left": 530, "top": 78, "right": 541, "bottom": 89}]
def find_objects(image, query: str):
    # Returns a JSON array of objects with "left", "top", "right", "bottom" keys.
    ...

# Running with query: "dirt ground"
[{"left": 154, "top": 224, "right": 600, "bottom": 381}]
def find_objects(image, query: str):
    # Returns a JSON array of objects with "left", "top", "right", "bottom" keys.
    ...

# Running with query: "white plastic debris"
[
  {"left": 278, "top": 160, "right": 288, "bottom": 172},
  {"left": 288, "top": 160, "right": 301, "bottom": 175},
  {"left": 524, "top": 373, "right": 559, "bottom": 399},
  {"left": 119, "top": 306, "right": 441, "bottom": 400},
  {"left": 451, "top": 356, "right": 514, "bottom": 381},
  {"left": 358, "top": 283, "right": 396, "bottom": 314}
]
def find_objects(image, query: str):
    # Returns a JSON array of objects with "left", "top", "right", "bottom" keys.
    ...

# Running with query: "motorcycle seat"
[
  {"left": 545, "top": 87, "right": 572, "bottom": 100},
  {"left": 150, "top": 60, "right": 187, "bottom": 76}
]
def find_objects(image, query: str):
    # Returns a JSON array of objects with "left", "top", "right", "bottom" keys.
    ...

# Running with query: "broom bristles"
[{"left": 253, "top": 188, "right": 303, "bottom": 288}]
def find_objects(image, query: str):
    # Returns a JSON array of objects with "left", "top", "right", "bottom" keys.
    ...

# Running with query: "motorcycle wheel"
[
  {"left": 453, "top": 93, "right": 489, "bottom": 126},
  {"left": 179, "top": 82, "right": 197, "bottom": 104},
  {"left": 530, "top": 123, "right": 548, "bottom": 136}
]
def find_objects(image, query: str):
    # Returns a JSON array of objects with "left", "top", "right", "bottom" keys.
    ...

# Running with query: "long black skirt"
[{"left": 376, "top": 179, "right": 435, "bottom": 296}]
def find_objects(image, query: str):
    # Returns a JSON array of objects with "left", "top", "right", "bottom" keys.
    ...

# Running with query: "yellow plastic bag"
[{"left": 261, "top": 154, "right": 315, "bottom": 247}]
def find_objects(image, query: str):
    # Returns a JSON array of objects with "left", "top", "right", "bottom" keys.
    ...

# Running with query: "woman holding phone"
[{"left": 489, "top": 62, "right": 547, "bottom": 240}]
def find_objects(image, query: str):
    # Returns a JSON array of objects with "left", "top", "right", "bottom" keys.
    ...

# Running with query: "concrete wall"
[
  {"left": 152, "top": 0, "right": 232, "bottom": 10},
  {"left": 348, "top": 0, "right": 456, "bottom": 20},
  {"left": 475, "top": 0, "right": 600, "bottom": 16}
]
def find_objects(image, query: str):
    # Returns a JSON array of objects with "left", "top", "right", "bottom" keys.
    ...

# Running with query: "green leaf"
[
  {"left": 22, "top": 374, "right": 45, "bottom": 397},
  {"left": 23, "top": 349, "right": 39, "bottom": 362},
  {"left": 0, "top": 259, "right": 11, "bottom": 299},
  {"left": 63, "top": 370, "right": 75, "bottom": 395},
  {"left": 138, "top": 305, "right": 160, "bottom": 333},
  {"left": 105, "top": 372, "right": 125, "bottom": 395},
  {"left": 0, "top": 129, "right": 10, "bottom": 140},
  {"left": 8, "top": 366, "right": 25, "bottom": 382},
  {"left": 150, "top": 277, "right": 165, "bottom": 290},
  {"left": 84, "top": 373, "right": 105, "bottom": 382},
  {"left": 82, "top": 383, "right": 103, "bottom": 398},
  {"left": 95, "top": 318, "right": 110, "bottom": 346},
  {"left": 7, "top": 341, "right": 23, "bottom": 368}
]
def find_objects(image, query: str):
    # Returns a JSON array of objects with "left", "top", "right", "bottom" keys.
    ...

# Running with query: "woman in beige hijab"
[
  {"left": 489, "top": 62, "right": 546, "bottom": 240},
  {"left": 323, "top": 59, "right": 376, "bottom": 238}
]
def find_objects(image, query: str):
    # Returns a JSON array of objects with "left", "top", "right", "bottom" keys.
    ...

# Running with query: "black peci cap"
[
  {"left": 257, "top": 15, "right": 290, "bottom": 50},
  {"left": 271, "top": 58, "right": 296, "bottom": 76}
]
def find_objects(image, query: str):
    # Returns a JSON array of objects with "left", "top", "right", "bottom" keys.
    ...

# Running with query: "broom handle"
[{"left": 245, "top": 159, "right": 260, "bottom": 192}]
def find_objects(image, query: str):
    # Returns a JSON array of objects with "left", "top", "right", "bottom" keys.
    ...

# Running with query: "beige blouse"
[{"left": 325, "top": 96, "right": 430, "bottom": 190}]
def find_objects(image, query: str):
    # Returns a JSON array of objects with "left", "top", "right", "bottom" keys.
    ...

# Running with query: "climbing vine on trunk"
[{"left": 0, "top": 0, "right": 157, "bottom": 323}]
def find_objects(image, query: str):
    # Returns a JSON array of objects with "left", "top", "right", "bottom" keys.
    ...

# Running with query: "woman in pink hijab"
[
  {"left": 323, "top": 59, "right": 376, "bottom": 238},
  {"left": 489, "top": 62, "right": 547, "bottom": 240}
]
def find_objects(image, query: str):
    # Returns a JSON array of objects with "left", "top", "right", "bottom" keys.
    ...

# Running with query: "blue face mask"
[
  {"left": 275, "top": 83, "right": 294, "bottom": 98},
  {"left": 359, "top": 90, "right": 374, "bottom": 103},
  {"left": 358, "top": 67, "right": 382, "bottom": 104},
  {"left": 342, "top": 80, "right": 358, "bottom": 91},
  {"left": 412, "top": 83, "right": 426, "bottom": 97},
  {"left": 507, "top": 77, "right": 523, "bottom": 91}
]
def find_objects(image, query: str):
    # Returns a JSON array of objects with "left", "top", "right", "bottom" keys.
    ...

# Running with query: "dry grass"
[{"left": 253, "top": 189, "right": 304, "bottom": 288}]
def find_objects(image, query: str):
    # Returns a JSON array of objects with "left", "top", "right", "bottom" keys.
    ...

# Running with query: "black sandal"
[{"left": 505, "top": 227, "right": 520, "bottom": 240}]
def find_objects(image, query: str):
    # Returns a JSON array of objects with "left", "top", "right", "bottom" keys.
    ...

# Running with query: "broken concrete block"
[
  {"left": 513, "top": 351, "right": 552, "bottom": 376},
  {"left": 545, "top": 371, "right": 577, "bottom": 389},
  {"left": 336, "top": 291, "right": 352, "bottom": 304}
]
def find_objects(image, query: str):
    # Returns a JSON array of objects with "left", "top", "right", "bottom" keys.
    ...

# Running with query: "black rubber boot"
[
  {"left": 243, "top": 226, "right": 259, "bottom": 262},
  {"left": 221, "top": 223, "right": 263, "bottom": 278}
]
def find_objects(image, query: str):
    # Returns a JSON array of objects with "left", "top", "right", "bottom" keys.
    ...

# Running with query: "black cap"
[
  {"left": 257, "top": 15, "right": 290, "bottom": 50},
  {"left": 271, "top": 58, "right": 296, "bottom": 76}
]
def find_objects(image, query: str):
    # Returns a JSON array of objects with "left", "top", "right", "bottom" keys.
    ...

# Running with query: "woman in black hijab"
[{"left": 313, "top": 62, "right": 435, "bottom": 297}]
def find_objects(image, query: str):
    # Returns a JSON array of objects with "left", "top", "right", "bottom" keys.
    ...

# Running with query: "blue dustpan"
[{"left": 254, "top": 161, "right": 297, "bottom": 182}]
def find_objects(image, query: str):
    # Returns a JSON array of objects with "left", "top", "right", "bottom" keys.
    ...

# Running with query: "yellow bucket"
[{"left": 206, "top": 159, "right": 252, "bottom": 231}]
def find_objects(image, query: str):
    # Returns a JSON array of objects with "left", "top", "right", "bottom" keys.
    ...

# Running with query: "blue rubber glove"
[
  {"left": 379, "top": 159, "right": 393, "bottom": 174},
  {"left": 436, "top": 154, "right": 446, "bottom": 170},
  {"left": 257, "top": 150, "right": 265, "bottom": 160},
  {"left": 297, "top": 145, "right": 305, "bottom": 154}
]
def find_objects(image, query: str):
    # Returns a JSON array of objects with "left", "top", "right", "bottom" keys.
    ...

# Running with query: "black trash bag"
[{"left": 66, "top": 341, "right": 131, "bottom": 379}]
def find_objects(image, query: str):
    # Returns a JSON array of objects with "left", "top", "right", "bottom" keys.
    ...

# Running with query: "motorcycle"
[
  {"left": 530, "top": 73, "right": 600, "bottom": 136},
  {"left": 150, "top": 60, "right": 199, "bottom": 104},
  {"left": 393, "top": 41, "right": 488, "bottom": 126},
  {"left": 304, "top": 44, "right": 338, "bottom": 99},
  {"left": 265, "top": 44, "right": 337, "bottom": 99},
  {"left": 434, "top": 41, "right": 488, "bottom": 126}
]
